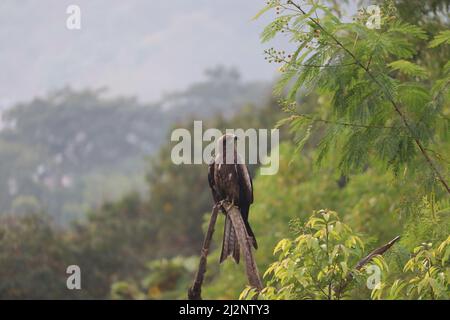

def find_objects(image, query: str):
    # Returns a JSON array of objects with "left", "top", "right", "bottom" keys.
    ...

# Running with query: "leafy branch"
[
  {"left": 279, "top": 113, "right": 399, "bottom": 130},
  {"left": 335, "top": 235, "right": 401, "bottom": 296},
  {"left": 260, "top": 0, "right": 449, "bottom": 194},
  {"left": 286, "top": 0, "right": 449, "bottom": 194}
]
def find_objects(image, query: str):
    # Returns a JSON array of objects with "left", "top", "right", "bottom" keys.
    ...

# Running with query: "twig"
[
  {"left": 291, "top": 113, "right": 398, "bottom": 130},
  {"left": 266, "top": 50, "right": 355, "bottom": 68},
  {"left": 335, "top": 235, "right": 401, "bottom": 297},
  {"left": 188, "top": 205, "right": 220, "bottom": 300}
]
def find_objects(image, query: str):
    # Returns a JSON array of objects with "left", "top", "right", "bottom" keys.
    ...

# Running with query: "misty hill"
[{"left": 0, "top": 67, "right": 271, "bottom": 223}]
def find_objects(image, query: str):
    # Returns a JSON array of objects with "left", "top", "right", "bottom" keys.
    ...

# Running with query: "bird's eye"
[{"left": 234, "top": 136, "right": 238, "bottom": 141}]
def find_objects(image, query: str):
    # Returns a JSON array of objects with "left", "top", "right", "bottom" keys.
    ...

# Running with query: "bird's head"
[{"left": 216, "top": 133, "right": 238, "bottom": 157}]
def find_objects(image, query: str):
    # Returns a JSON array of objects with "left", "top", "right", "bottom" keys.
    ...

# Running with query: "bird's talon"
[{"left": 228, "top": 200, "right": 236, "bottom": 211}]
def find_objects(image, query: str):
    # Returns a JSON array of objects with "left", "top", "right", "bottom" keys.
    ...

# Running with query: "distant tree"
[
  {"left": 0, "top": 214, "right": 71, "bottom": 299},
  {"left": 0, "top": 68, "right": 270, "bottom": 221}
]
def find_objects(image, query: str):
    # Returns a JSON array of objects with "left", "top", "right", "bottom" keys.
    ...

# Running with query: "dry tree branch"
[
  {"left": 188, "top": 204, "right": 220, "bottom": 300},
  {"left": 335, "top": 235, "right": 401, "bottom": 297},
  {"left": 188, "top": 201, "right": 263, "bottom": 300},
  {"left": 225, "top": 203, "right": 264, "bottom": 291}
]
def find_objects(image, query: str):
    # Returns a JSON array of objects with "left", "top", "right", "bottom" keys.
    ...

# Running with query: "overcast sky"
[{"left": 0, "top": 0, "right": 291, "bottom": 109}]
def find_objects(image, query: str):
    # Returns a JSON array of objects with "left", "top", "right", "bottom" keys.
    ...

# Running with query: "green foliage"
[
  {"left": 1, "top": 0, "right": 449, "bottom": 301},
  {"left": 0, "top": 192, "right": 156, "bottom": 299},
  {"left": 388, "top": 60, "right": 428, "bottom": 79},
  {"left": 111, "top": 282, "right": 146, "bottom": 300},
  {"left": 0, "top": 98, "right": 284, "bottom": 299},
  {"left": 253, "top": 1, "right": 450, "bottom": 297},
  {"left": 200, "top": 142, "right": 430, "bottom": 299},
  {"left": 250, "top": 0, "right": 450, "bottom": 299},
  {"left": 141, "top": 257, "right": 198, "bottom": 299},
  {"left": 401, "top": 195, "right": 450, "bottom": 251},
  {"left": 257, "top": 0, "right": 449, "bottom": 195},
  {"left": 111, "top": 256, "right": 198, "bottom": 300},
  {"left": 252, "top": 210, "right": 367, "bottom": 300},
  {"left": 372, "top": 236, "right": 450, "bottom": 299},
  {"left": 0, "top": 214, "right": 76, "bottom": 299},
  {"left": 429, "top": 30, "right": 450, "bottom": 48}
]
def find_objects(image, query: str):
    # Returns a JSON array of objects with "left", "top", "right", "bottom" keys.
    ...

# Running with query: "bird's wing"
[
  {"left": 208, "top": 161, "right": 215, "bottom": 189},
  {"left": 236, "top": 161, "right": 253, "bottom": 204},
  {"left": 236, "top": 161, "right": 257, "bottom": 249}
]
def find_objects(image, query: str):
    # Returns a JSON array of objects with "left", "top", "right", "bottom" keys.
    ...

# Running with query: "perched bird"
[{"left": 208, "top": 133, "right": 257, "bottom": 263}]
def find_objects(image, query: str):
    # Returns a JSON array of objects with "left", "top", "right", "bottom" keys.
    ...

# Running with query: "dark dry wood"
[
  {"left": 335, "top": 235, "right": 401, "bottom": 297},
  {"left": 188, "top": 201, "right": 263, "bottom": 299},
  {"left": 226, "top": 203, "right": 264, "bottom": 291},
  {"left": 188, "top": 205, "right": 219, "bottom": 300}
]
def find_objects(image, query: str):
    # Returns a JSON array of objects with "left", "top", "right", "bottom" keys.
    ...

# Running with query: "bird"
[{"left": 208, "top": 133, "right": 257, "bottom": 264}]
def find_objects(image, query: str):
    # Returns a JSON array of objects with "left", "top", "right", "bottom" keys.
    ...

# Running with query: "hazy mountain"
[{"left": 0, "top": 67, "right": 271, "bottom": 223}]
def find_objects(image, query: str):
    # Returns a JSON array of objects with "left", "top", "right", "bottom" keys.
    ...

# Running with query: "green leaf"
[
  {"left": 388, "top": 21, "right": 427, "bottom": 40},
  {"left": 274, "top": 238, "right": 292, "bottom": 255},
  {"left": 428, "top": 30, "right": 450, "bottom": 48},
  {"left": 388, "top": 60, "right": 428, "bottom": 79},
  {"left": 252, "top": 2, "right": 277, "bottom": 21},
  {"left": 261, "top": 15, "right": 294, "bottom": 42},
  {"left": 275, "top": 115, "right": 298, "bottom": 129}
]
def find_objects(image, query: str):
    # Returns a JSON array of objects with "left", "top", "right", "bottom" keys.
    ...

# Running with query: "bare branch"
[
  {"left": 225, "top": 202, "right": 264, "bottom": 291},
  {"left": 188, "top": 205, "right": 220, "bottom": 300},
  {"left": 335, "top": 235, "right": 401, "bottom": 297},
  {"left": 188, "top": 201, "right": 263, "bottom": 299}
]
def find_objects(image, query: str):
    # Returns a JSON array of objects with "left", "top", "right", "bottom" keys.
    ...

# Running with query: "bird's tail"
[{"left": 220, "top": 215, "right": 240, "bottom": 264}]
